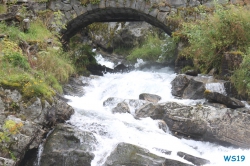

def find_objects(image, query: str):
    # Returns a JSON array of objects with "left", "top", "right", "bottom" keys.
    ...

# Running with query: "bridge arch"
[{"left": 55, "top": 0, "right": 201, "bottom": 43}]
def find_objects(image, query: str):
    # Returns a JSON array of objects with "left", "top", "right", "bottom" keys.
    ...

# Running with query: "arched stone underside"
[
  {"left": 49, "top": 0, "right": 228, "bottom": 43},
  {"left": 61, "top": 7, "right": 173, "bottom": 43}
]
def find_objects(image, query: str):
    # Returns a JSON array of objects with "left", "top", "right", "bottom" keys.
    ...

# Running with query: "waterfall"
[
  {"left": 206, "top": 82, "right": 227, "bottom": 95},
  {"left": 63, "top": 56, "right": 249, "bottom": 166}
]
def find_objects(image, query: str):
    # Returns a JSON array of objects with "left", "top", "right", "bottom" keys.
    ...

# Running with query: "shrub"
[
  {"left": 69, "top": 45, "right": 97, "bottom": 74},
  {"left": 178, "top": 4, "right": 250, "bottom": 73},
  {"left": 127, "top": 34, "right": 176, "bottom": 62},
  {"left": 37, "top": 48, "right": 75, "bottom": 83},
  {"left": 231, "top": 48, "right": 250, "bottom": 95}
]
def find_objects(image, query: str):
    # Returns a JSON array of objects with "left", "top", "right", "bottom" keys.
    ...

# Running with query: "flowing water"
[{"left": 65, "top": 55, "right": 250, "bottom": 166}]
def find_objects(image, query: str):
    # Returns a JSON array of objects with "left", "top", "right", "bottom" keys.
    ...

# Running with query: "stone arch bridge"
[{"left": 43, "top": 0, "right": 227, "bottom": 42}]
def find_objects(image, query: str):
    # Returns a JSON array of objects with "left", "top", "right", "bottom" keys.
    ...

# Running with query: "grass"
[
  {"left": 127, "top": 34, "right": 176, "bottom": 62},
  {"left": 0, "top": 20, "right": 60, "bottom": 49},
  {"left": 177, "top": 4, "right": 250, "bottom": 73},
  {"left": 0, "top": 4, "right": 7, "bottom": 14},
  {"left": 174, "top": 3, "right": 250, "bottom": 95},
  {"left": 231, "top": 48, "right": 250, "bottom": 96},
  {"left": 0, "top": 19, "right": 75, "bottom": 102}
]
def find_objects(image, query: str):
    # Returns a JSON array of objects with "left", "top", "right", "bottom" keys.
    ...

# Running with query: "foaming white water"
[
  {"left": 95, "top": 54, "right": 115, "bottom": 69},
  {"left": 66, "top": 58, "right": 250, "bottom": 166},
  {"left": 206, "top": 83, "right": 227, "bottom": 95}
]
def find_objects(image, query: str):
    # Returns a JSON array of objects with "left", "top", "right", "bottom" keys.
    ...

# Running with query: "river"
[{"left": 65, "top": 55, "right": 250, "bottom": 166}]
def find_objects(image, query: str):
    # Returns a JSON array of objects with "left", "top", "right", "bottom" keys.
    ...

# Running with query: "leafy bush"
[
  {"left": 127, "top": 34, "right": 176, "bottom": 62},
  {"left": 178, "top": 4, "right": 250, "bottom": 73},
  {"left": 69, "top": 45, "right": 97, "bottom": 74},
  {"left": 231, "top": 48, "right": 250, "bottom": 95}
]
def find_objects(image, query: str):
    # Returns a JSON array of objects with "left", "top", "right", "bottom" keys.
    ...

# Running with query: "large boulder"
[
  {"left": 139, "top": 93, "right": 162, "bottom": 103},
  {"left": 103, "top": 97, "right": 148, "bottom": 114},
  {"left": 104, "top": 142, "right": 192, "bottom": 166},
  {"left": 171, "top": 75, "right": 190, "bottom": 97},
  {"left": 40, "top": 124, "right": 96, "bottom": 166},
  {"left": 86, "top": 64, "right": 114, "bottom": 76},
  {"left": 63, "top": 77, "right": 86, "bottom": 97},
  {"left": 182, "top": 78, "right": 205, "bottom": 99},
  {"left": 112, "top": 102, "right": 130, "bottom": 114},
  {"left": 135, "top": 102, "right": 250, "bottom": 148},
  {"left": 177, "top": 152, "right": 210, "bottom": 166},
  {"left": 205, "top": 91, "right": 245, "bottom": 109},
  {"left": 0, "top": 87, "right": 75, "bottom": 165}
]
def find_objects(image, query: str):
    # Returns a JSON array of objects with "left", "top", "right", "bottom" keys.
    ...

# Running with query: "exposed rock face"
[
  {"left": 0, "top": 87, "right": 75, "bottom": 165},
  {"left": 86, "top": 64, "right": 114, "bottom": 76},
  {"left": 139, "top": 93, "right": 162, "bottom": 103},
  {"left": 104, "top": 142, "right": 192, "bottom": 166},
  {"left": 182, "top": 78, "right": 205, "bottom": 99},
  {"left": 103, "top": 97, "right": 148, "bottom": 113},
  {"left": 112, "top": 102, "right": 130, "bottom": 114},
  {"left": 185, "top": 69, "right": 198, "bottom": 76},
  {"left": 40, "top": 124, "right": 96, "bottom": 166},
  {"left": 135, "top": 102, "right": 250, "bottom": 148},
  {"left": 171, "top": 75, "right": 190, "bottom": 97},
  {"left": 221, "top": 51, "right": 243, "bottom": 77},
  {"left": 205, "top": 91, "right": 245, "bottom": 109},
  {"left": 113, "top": 64, "right": 131, "bottom": 73},
  {"left": 63, "top": 77, "right": 86, "bottom": 97},
  {"left": 177, "top": 152, "right": 210, "bottom": 166}
]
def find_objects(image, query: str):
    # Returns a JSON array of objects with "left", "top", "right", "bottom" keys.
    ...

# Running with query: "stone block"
[
  {"left": 125, "top": 0, "right": 131, "bottom": 8},
  {"left": 117, "top": 0, "right": 125, "bottom": 8},
  {"left": 130, "top": 0, "right": 137, "bottom": 9},
  {"left": 136, "top": 0, "right": 145, "bottom": 11},
  {"left": 149, "top": 8, "right": 159, "bottom": 17},
  {"left": 61, "top": 4, "right": 72, "bottom": 11},
  {"left": 109, "top": 0, "right": 117, "bottom": 7},
  {"left": 159, "top": 6, "right": 171, "bottom": 12},
  {"left": 73, "top": 5, "right": 87, "bottom": 16},
  {"left": 157, "top": 11, "right": 168, "bottom": 22},
  {"left": 99, "top": 0, "right": 106, "bottom": 8}
]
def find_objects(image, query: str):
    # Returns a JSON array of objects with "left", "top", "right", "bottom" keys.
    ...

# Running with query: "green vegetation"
[
  {"left": 69, "top": 35, "right": 97, "bottom": 75},
  {"left": 231, "top": 48, "right": 250, "bottom": 95},
  {"left": 0, "top": 120, "right": 23, "bottom": 160},
  {"left": 80, "top": 0, "right": 101, "bottom": 6},
  {"left": 127, "top": 34, "right": 176, "bottom": 62},
  {"left": 0, "top": 20, "right": 74, "bottom": 102},
  {"left": 174, "top": 4, "right": 250, "bottom": 95},
  {"left": 0, "top": 4, "right": 7, "bottom": 14},
  {"left": 176, "top": 4, "right": 250, "bottom": 73}
]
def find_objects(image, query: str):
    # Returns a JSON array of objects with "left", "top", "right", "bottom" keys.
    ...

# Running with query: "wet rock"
[
  {"left": 221, "top": 52, "right": 243, "bottom": 77},
  {"left": 112, "top": 102, "right": 130, "bottom": 114},
  {"left": 40, "top": 124, "right": 96, "bottom": 166},
  {"left": 135, "top": 101, "right": 250, "bottom": 148},
  {"left": 203, "top": 101, "right": 227, "bottom": 109},
  {"left": 153, "top": 147, "right": 172, "bottom": 155},
  {"left": 86, "top": 64, "right": 113, "bottom": 76},
  {"left": 171, "top": 75, "right": 190, "bottom": 97},
  {"left": 208, "top": 68, "right": 217, "bottom": 76},
  {"left": 139, "top": 93, "right": 161, "bottom": 103},
  {"left": 0, "top": 157, "right": 15, "bottom": 166},
  {"left": 182, "top": 78, "right": 205, "bottom": 99},
  {"left": 104, "top": 142, "right": 191, "bottom": 166},
  {"left": 48, "top": 100, "right": 75, "bottom": 123},
  {"left": 185, "top": 69, "right": 198, "bottom": 76},
  {"left": 113, "top": 64, "right": 130, "bottom": 73},
  {"left": 177, "top": 151, "right": 210, "bottom": 166},
  {"left": 158, "top": 120, "right": 168, "bottom": 132},
  {"left": 63, "top": 77, "right": 85, "bottom": 97},
  {"left": 103, "top": 97, "right": 148, "bottom": 112},
  {"left": 0, "top": 87, "right": 75, "bottom": 164},
  {"left": 205, "top": 91, "right": 245, "bottom": 109},
  {"left": 135, "top": 103, "right": 165, "bottom": 119}
]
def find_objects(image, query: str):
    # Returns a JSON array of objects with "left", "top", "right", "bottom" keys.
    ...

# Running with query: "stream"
[{"left": 65, "top": 55, "right": 250, "bottom": 166}]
